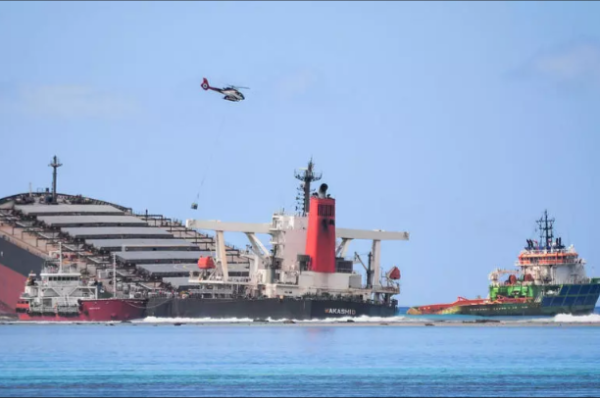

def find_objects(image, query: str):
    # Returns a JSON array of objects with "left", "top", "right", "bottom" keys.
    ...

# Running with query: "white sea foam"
[
  {"left": 138, "top": 316, "right": 255, "bottom": 324},
  {"left": 554, "top": 313, "right": 600, "bottom": 323},
  {"left": 516, "top": 317, "right": 553, "bottom": 324},
  {"left": 138, "top": 315, "right": 408, "bottom": 325},
  {"left": 295, "top": 315, "right": 407, "bottom": 324}
]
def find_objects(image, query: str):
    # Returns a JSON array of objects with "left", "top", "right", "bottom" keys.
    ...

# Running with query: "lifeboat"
[
  {"left": 198, "top": 256, "right": 216, "bottom": 270},
  {"left": 387, "top": 267, "right": 401, "bottom": 280}
]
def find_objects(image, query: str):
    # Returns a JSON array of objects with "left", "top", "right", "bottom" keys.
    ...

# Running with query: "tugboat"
[
  {"left": 408, "top": 211, "right": 600, "bottom": 316},
  {"left": 15, "top": 245, "right": 147, "bottom": 322}
]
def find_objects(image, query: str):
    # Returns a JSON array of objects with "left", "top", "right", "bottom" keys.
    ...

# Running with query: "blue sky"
[{"left": 1, "top": 1, "right": 599, "bottom": 305}]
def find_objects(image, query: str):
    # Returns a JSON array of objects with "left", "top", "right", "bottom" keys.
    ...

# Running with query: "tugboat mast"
[
  {"left": 294, "top": 158, "right": 322, "bottom": 216},
  {"left": 537, "top": 210, "right": 555, "bottom": 251}
]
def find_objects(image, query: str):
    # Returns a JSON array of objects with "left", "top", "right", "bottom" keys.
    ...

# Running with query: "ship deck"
[{"left": 0, "top": 192, "right": 252, "bottom": 306}]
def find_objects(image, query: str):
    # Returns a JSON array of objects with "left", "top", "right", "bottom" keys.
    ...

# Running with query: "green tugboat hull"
[
  {"left": 454, "top": 303, "right": 597, "bottom": 317},
  {"left": 409, "top": 282, "right": 600, "bottom": 316}
]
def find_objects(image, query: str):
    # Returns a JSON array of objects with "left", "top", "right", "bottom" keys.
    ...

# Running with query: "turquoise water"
[{"left": 1, "top": 316, "right": 600, "bottom": 397}]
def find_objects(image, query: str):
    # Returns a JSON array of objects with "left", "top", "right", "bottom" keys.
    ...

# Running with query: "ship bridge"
[{"left": 185, "top": 216, "right": 409, "bottom": 297}]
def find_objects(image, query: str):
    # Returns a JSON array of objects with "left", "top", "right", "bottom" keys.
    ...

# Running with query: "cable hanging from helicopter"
[{"left": 191, "top": 77, "right": 248, "bottom": 210}]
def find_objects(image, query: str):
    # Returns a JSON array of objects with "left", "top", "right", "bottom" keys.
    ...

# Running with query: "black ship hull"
[
  {"left": 0, "top": 237, "right": 46, "bottom": 315},
  {"left": 146, "top": 297, "right": 398, "bottom": 320}
]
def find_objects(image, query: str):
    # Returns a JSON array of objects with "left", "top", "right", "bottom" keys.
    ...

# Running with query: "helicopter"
[{"left": 201, "top": 78, "right": 248, "bottom": 102}]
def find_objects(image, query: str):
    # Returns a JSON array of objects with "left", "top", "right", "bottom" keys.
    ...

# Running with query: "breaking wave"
[{"left": 554, "top": 314, "right": 600, "bottom": 323}]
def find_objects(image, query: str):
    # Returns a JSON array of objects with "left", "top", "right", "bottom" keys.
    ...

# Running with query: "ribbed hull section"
[{"left": 146, "top": 298, "right": 397, "bottom": 320}]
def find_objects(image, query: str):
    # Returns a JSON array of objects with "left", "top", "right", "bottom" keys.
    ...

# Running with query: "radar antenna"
[
  {"left": 49, "top": 155, "right": 63, "bottom": 205},
  {"left": 294, "top": 157, "right": 322, "bottom": 216}
]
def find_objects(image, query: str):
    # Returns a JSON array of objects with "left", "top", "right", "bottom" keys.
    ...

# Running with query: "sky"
[{"left": 1, "top": 1, "right": 599, "bottom": 306}]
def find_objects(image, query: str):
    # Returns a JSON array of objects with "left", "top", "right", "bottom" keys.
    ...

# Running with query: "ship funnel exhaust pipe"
[{"left": 317, "top": 184, "right": 328, "bottom": 199}]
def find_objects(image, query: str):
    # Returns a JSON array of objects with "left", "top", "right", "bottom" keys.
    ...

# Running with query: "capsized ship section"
[{"left": 0, "top": 156, "right": 256, "bottom": 320}]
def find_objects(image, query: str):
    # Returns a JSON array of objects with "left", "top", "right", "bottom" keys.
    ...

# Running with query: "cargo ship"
[
  {"left": 146, "top": 160, "right": 409, "bottom": 320},
  {"left": 1, "top": 156, "right": 409, "bottom": 321},
  {"left": 408, "top": 211, "right": 600, "bottom": 316}
]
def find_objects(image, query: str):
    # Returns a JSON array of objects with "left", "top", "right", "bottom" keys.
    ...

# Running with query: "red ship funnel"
[{"left": 305, "top": 184, "right": 336, "bottom": 273}]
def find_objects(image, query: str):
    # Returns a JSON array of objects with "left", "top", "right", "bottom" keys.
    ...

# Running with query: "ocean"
[{"left": 1, "top": 310, "right": 599, "bottom": 397}]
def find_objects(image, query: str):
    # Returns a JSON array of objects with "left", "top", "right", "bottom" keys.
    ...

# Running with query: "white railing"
[{"left": 519, "top": 247, "right": 577, "bottom": 256}]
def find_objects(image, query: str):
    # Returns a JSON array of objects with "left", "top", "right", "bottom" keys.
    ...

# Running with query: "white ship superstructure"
[
  {"left": 183, "top": 160, "right": 408, "bottom": 307},
  {"left": 18, "top": 244, "right": 99, "bottom": 316}
]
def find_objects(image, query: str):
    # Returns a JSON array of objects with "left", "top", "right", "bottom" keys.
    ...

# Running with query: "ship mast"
[
  {"left": 59, "top": 242, "right": 63, "bottom": 273},
  {"left": 537, "top": 210, "right": 555, "bottom": 251},
  {"left": 113, "top": 253, "right": 118, "bottom": 299},
  {"left": 294, "top": 158, "right": 322, "bottom": 216},
  {"left": 49, "top": 155, "right": 63, "bottom": 205}
]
